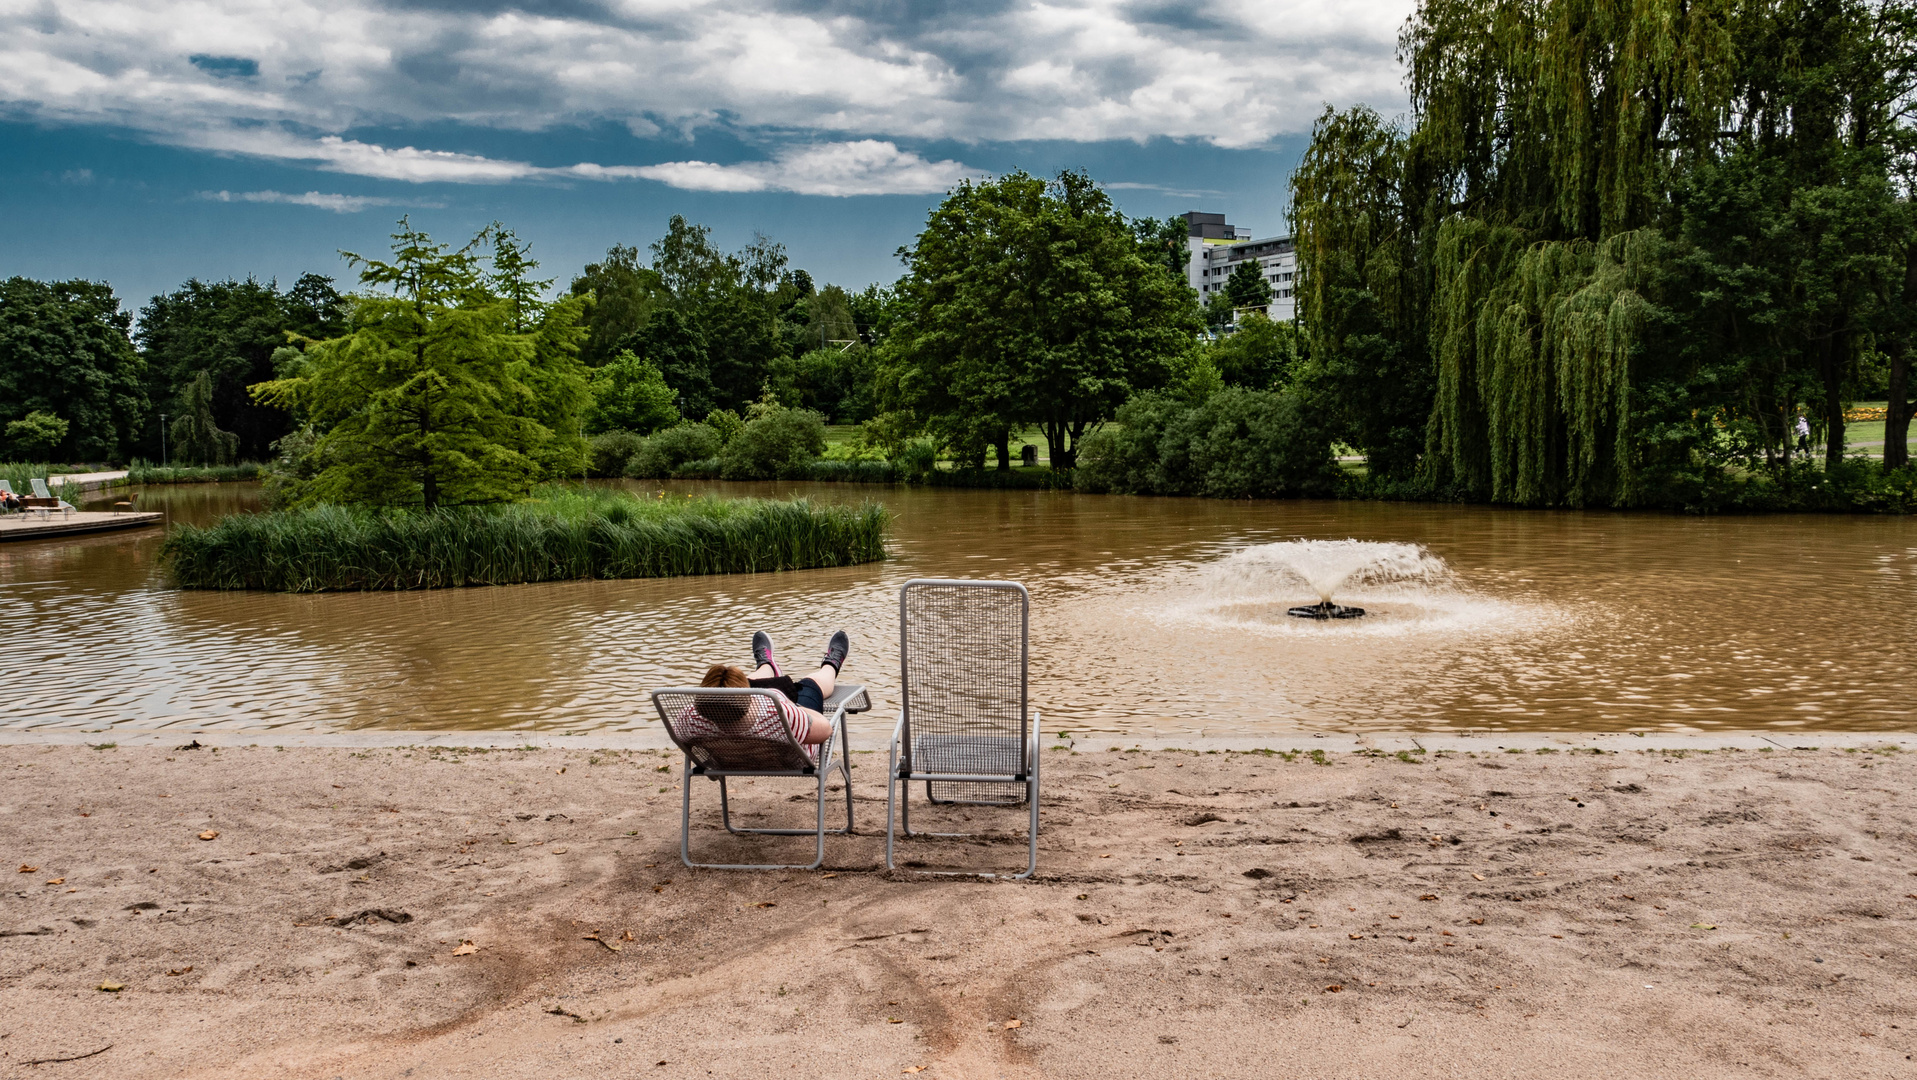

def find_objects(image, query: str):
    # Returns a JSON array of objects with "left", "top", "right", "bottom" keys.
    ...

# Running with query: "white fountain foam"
[{"left": 1155, "top": 538, "right": 1558, "bottom": 639}]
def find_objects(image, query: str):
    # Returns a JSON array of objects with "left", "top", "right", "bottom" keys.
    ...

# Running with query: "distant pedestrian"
[{"left": 1795, "top": 413, "right": 1811, "bottom": 453}]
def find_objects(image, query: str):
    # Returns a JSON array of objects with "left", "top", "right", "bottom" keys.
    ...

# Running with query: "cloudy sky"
[{"left": 1, "top": 0, "right": 1415, "bottom": 309}]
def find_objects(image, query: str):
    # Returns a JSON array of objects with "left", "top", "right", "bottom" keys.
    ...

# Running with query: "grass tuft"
[{"left": 161, "top": 486, "right": 890, "bottom": 592}]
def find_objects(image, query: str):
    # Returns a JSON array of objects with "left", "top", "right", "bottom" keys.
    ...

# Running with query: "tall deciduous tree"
[
  {"left": 0, "top": 277, "right": 147, "bottom": 462},
  {"left": 891, "top": 170, "right": 1203, "bottom": 469},
  {"left": 251, "top": 220, "right": 588, "bottom": 508}
]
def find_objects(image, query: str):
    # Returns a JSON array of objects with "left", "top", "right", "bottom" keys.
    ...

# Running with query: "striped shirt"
[{"left": 672, "top": 691, "right": 815, "bottom": 758}]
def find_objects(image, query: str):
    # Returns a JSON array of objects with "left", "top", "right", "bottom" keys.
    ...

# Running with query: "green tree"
[
  {"left": 170, "top": 370, "right": 240, "bottom": 466},
  {"left": 615, "top": 308, "right": 716, "bottom": 419},
  {"left": 568, "top": 244, "right": 671, "bottom": 367},
  {"left": 0, "top": 277, "right": 147, "bottom": 462},
  {"left": 1224, "top": 261, "right": 1274, "bottom": 313},
  {"left": 5, "top": 410, "right": 67, "bottom": 458},
  {"left": 1131, "top": 216, "right": 1194, "bottom": 280},
  {"left": 251, "top": 219, "right": 588, "bottom": 508},
  {"left": 137, "top": 277, "right": 301, "bottom": 461},
  {"left": 649, "top": 216, "right": 789, "bottom": 411},
  {"left": 891, "top": 170, "right": 1203, "bottom": 469},
  {"left": 1208, "top": 314, "right": 1303, "bottom": 389},
  {"left": 586, "top": 350, "right": 681, "bottom": 435}
]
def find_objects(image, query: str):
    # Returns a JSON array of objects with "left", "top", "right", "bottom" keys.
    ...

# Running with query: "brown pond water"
[{"left": 2, "top": 480, "right": 1913, "bottom": 735}]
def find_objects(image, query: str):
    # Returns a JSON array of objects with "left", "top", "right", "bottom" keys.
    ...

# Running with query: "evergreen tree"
[
  {"left": 251, "top": 219, "right": 588, "bottom": 508},
  {"left": 170, "top": 370, "right": 240, "bottom": 466}
]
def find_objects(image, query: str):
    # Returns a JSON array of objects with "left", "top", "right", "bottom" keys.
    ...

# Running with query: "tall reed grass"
[
  {"left": 0, "top": 462, "right": 87, "bottom": 498},
  {"left": 125, "top": 462, "right": 266, "bottom": 485},
  {"left": 160, "top": 487, "right": 890, "bottom": 592}
]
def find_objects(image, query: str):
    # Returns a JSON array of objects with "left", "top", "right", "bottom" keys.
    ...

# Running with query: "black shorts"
[{"left": 749, "top": 675, "right": 825, "bottom": 713}]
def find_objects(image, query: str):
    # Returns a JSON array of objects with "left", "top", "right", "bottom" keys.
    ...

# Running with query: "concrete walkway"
[
  {"left": 0, "top": 725, "right": 1903, "bottom": 754},
  {"left": 56, "top": 469, "right": 130, "bottom": 489}
]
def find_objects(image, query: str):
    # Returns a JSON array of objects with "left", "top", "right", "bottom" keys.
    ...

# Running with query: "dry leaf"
[
  {"left": 551, "top": 848, "right": 568, "bottom": 855},
  {"left": 1100, "top": 854, "right": 1111, "bottom": 859},
  {"left": 17, "top": 864, "right": 36, "bottom": 873},
  {"left": 166, "top": 967, "right": 192, "bottom": 976},
  {"left": 198, "top": 831, "right": 219, "bottom": 841},
  {"left": 754, "top": 901, "right": 777, "bottom": 909},
  {"left": 621, "top": 929, "right": 635, "bottom": 942},
  {"left": 451, "top": 941, "right": 479, "bottom": 956},
  {"left": 1471, "top": 873, "right": 1486, "bottom": 881},
  {"left": 821, "top": 873, "right": 837, "bottom": 878},
  {"left": 888, "top": 1018, "right": 903, "bottom": 1024},
  {"left": 583, "top": 933, "right": 621, "bottom": 953},
  {"left": 97, "top": 981, "right": 124, "bottom": 992},
  {"left": 1325, "top": 985, "right": 1344, "bottom": 993},
  {"left": 1419, "top": 894, "right": 1438, "bottom": 901},
  {"left": 45, "top": 878, "right": 64, "bottom": 885},
  {"left": 1348, "top": 934, "right": 1364, "bottom": 940},
  {"left": 1004, "top": 1019, "right": 1021, "bottom": 1029},
  {"left": 1691, "top": 923, "right": 1717, "bottom": 930}
]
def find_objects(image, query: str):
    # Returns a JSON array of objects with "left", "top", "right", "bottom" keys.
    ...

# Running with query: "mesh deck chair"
[
  {"left": 650, "top": 685, "right": 861, "bottom": 871},
  {"left": 886, "top": 579, "right": 1039, "bottom": 879}
]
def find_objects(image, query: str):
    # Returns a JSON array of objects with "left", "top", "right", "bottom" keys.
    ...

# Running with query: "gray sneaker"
[
  {"left": 752, "top": 631, "right": 775, "bottom": 670},
  {"left": 821, "top": 631, "right": 849, "bottom": 673}
]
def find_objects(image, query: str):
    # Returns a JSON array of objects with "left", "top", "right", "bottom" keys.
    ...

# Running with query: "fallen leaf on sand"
[
  {"left": 1472, "top": 873, "right": 1486, "bottom": 881},
  {"left": 1349, "top": 934, "right": 1364, "bottom": 940},
  {"left": 45, "top": 878, "right": 64, "bottom": 885},
  {"left": 551, "top": 847, "right": 568, "bottom": 855},
  {"left": 1100, "top": 854, "right": 1112, "bottom": 859},
  {"left": 1004, "top": 1019, "right": 1021, "bottom": 1029},
  {"left": 451, "top": 941, "right": 479, "bottom": 956},
  {"left": 1325, "top": 985, "right": 1344, "bottom": 993},
  {"left": 198, "top": 831, "right": 219, "bottom": 841},
  {"left": 97, "top": 981, "right": 124, "bottom": 992},
  {"left": 821, "top": 873, "right": 837, "bottom": 878},
  {"left": 903, "top": 1068, "right": 926, "bottom": 1074},
  {"left": 1691, "top": 923, "right": 1718, "bottom": 930},
  {"left": 754, "top": 901, "right": 777, "bottom": 908},
  {"left": 621, "top": 929, "right": 635, "bottom": 942},
  {"left": 17, "top": 865, "right": 36, "bottom": 873},
  {"left": 1419, "top": 894, "right": 1438, "bottom": 901},
  {"left": 166, "top": 967, "right": 192, "bottom": 976},
  {"left": 583, "top": 933, "right": 622, "bottom": 952},
  {"left": 888, "top": 1018, "right": 903, "bottom": 1024}
]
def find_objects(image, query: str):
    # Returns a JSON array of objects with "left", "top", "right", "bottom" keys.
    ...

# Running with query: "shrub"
[
  {"left": 1077, "top": 388, "right": 1340, "bottom": 498},
  {"left": 588, "top": 430, "right": 647, "bottom": 477},
  {"left": 704, "top": 409, "right": 744, "bottom": 447},
  {"left": 625, "top": 423, "right": 722, "bottom": 479},
  {"left": 720, "top": 407, "right": 827, "bottom": 480},
  {"left": 586, "top": 350, "right": 681, "bottom": 435}
]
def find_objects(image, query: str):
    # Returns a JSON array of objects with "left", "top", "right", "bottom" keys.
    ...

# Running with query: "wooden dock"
[{"left": 0, "top": 510, "right": 163, "bottom": 541}]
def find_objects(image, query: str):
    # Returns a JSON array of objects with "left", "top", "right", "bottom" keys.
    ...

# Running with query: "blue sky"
[{"left": 0, "top": 0, "right": 1413, "bottom": 314}]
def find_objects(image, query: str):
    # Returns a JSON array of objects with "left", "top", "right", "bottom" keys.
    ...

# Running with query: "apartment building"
[{"left": 1181, "top": 211, "right": 1297, "bottom": 322}]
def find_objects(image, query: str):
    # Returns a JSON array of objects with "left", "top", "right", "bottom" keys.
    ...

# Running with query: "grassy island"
[{"left": 161, "top": 488, "right": 889, "bottom": 592}]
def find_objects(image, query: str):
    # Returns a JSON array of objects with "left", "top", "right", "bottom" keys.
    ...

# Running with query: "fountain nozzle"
[{"left": 1286, "top": 601, "right": 1367, "bottom": 620}]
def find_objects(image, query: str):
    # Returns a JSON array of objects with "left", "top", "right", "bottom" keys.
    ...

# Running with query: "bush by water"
[{"left": 161, "top": 486, "right": 890, "bottom": 592}]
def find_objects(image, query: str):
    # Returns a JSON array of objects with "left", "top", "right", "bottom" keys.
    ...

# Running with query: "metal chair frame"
[
  {"left": 885, "top": 579, "right": 1040, "bottom": 880},
  {"left": 650, "top": 687, "right": 854, "bottom": 871}
]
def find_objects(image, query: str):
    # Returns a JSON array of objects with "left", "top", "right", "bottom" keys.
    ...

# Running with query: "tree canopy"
[
  {"left": 888, "top": 170, "right": 1203, "bottom": 468},
  {"left": 1291, "top": 0, "right": 1917, "bottom": 504},
  {"left": 0, "top": 277, "right": 147, "bottom": 462},
  {"left": 251, "top": 220, "right": 589, "bottom": 508}
]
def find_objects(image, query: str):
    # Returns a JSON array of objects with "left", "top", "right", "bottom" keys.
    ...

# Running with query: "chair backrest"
[
  {"left": 31, "top": 479, "right": 52, "bottom": 498},
  {"left": 0, "top": 480, "right": 12, "bottom": 495},
  {"left": 899, "top": 579, "right": 1029, "bottom": 777},
  {"left": 651, "top": 687, "right": 815, "bottom": 774}
]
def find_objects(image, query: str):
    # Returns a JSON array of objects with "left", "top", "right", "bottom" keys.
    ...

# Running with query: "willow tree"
[{"left": 1296, "top": 0, "right": 1917, "bottom": 504}]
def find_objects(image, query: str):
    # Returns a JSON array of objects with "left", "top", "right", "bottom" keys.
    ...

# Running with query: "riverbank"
[{"left": 5, "top": 741, "right": 1912, "bottom": 1078}]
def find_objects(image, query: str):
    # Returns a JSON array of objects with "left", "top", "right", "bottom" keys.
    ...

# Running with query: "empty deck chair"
[
  {"left": 886, "top": 579, "right": 1039, "bottom": 879},
  {"left": 23, "top": 478, "right": 61, "bottom": 509},
  {"left": 650, "top": 684, "right": 863, "bottom": 871}
]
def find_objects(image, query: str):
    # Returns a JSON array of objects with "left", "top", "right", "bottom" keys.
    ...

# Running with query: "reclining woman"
[{"left": 699, "top": 630, "right": 850, "bottom": 745}]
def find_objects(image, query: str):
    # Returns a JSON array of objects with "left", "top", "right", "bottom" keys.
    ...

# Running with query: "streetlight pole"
[{"left": 159, "top": 414, "right": 168, "bottom": 467}]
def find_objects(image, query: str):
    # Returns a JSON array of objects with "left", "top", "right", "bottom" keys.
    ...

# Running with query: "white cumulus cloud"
[
  {"left": 0, "top": 0, "right": 1416, "bottom": 188},
  {"left": 629, "top": 141, "right": 974, "bottom": 196}
]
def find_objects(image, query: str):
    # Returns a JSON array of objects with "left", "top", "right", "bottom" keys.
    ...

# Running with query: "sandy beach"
[{"left": 3, "top": 738, "right": 1915, "bottom": 1079}]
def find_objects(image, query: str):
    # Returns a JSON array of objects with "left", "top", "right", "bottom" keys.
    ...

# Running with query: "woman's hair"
[{"left": 701, "top": 664, "right": 749, "bottom": 688}]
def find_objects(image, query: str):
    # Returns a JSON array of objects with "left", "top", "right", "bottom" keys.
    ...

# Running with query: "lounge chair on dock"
[
  {"left": 26, "top": 478, "right": 70, "bottom": 510},
  {"left": 886, "top": 579, "right": 1040, "bottom": 879},
  {"left": 650, "top": 683, "right": 868, "bottom": 870}
]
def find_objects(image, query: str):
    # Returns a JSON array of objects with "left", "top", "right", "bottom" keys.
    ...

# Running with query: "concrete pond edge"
[{"left": 0, "top": 726, "right": 1907, "bottom": 756}]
